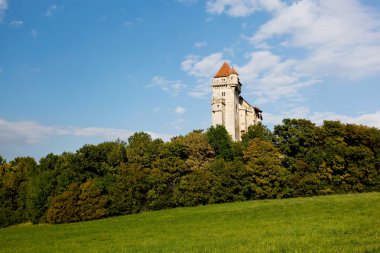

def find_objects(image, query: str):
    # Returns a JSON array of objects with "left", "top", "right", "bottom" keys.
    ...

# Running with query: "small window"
[{"left": 222, "top": 92, "right": 225, "bottom": 96}]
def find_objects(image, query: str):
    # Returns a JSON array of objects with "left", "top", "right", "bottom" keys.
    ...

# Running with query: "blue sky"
[{"left": 1, "top": 0, "right": 380, "bottom": 161}]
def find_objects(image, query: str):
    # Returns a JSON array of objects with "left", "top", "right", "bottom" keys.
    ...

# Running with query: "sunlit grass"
[{"left": 1, "top": 192, "right": 379, "bottom": 253}]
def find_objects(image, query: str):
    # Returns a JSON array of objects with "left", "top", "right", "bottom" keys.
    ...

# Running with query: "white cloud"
[
  {"left": 188, "top": 79, "right": 211, "bottom": 99},
  {"left": 0, "top": 118, "right": 172, "bottom": 148},
  {"left": 206, "top": 0, "right": 284, "bottom": 17},
  {"left": 202, "top": 0, "right": 380, "bottom": 105},
  {"left": 175, "top": 106, "right": 186, "bottom": 114},
  {"left": 251, "top": 0, "right": 380, "bottom": 79},
  {"left": 310, "top": 111, "right": 380, "bottom": 128},
  {"left": 264, "top": 108, "right": 380, "bottom": 129},
  {"left": 181, "top": 52, "right": 226, "bottom": 78},
  {"left": 171, "top": 118, "right": 185, "bottom": 130},
  {"left": 45, "top": 5, "right": 64, "bottom": 17},
  {"left": 181, "top": 52, "right": 227, "bottom": 99},
  {"left": 195, "top": 41, "right": 207, "bottom": 48},
  {"left": 0, "top": 118, "right": 56, "bottom": 145},
  {"left": 151, "top": 52, "right": 225, "bottom": 100},
  {"left": 173, "top": 107, "right": 186, "bottom": 130},
  {"left": 0, "top": 0, "right": 7, "bottom": 22},
  {"left": 237, "top": 50, "right": 319, "bottom": 104},
  {"left": 9, "top": 20, "right": 23, "bottom": 28},
  {"left": 182, "top": 50, "right": 318, "bottom": 102},
  {"left": 148, "top": 76, "right": 187, "bottom": 96},
  {"left": 30, "top": 29, "right": 38, "bottom": 38}
]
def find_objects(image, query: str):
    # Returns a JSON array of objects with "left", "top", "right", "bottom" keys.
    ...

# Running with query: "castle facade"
[{"left": 211, "top": 62, "right": 262, "bottom": 141}]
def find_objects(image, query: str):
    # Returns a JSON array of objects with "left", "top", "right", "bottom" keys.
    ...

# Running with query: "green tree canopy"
[{"left": 206, "top": 125, "right": 234, "bottom": 161}]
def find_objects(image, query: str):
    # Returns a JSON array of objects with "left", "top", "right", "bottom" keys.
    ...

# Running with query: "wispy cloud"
[
  {"left": 206, "top": 0, "right": 284, "bottom": 17},
  {"left": 250, "top": 0, "right": 380, "bottom": 79},
  {"left": 153, "top": 106, "right": 161, "bottom": 113},
  {"left": 45, "top": 4, "right": 64, "bottom": 17},
  {"left": 148, "top": 76, "right": 187, "bottom": 96},
  {"left": 122, "top": 17, "right": 143, "bottom": 27},
  {"left": 9, "top": 20, "right": 23, "bottom": 28},
  {"left": 171, "top": 117, "right": 185, "bottom": 130},
  {"left": 30, "top": 29, "right": 38, "bottom": 38},
  {"left": 182, "top": 52, "right": 225, "bottom": 78},
  {"left": 0, "top": 0, "right": 7, "bottom": 22},
  {"left": 237, "top": 50, "right": 319, "bottom": 104},
  {"left": 264, "top": 107, "right": 380, "bottom": 128},
  {"left": 170, "top": 106, "right": 186, "bottom": 130},
  {"left": 180, "top": 50, "right": 317, "bottom": 102},
  {"left": 200, "top": 0, "right": 380, "bottom": 105},
  {"left": 175, "top": 106, "right": 186, "bottom": 114},
  {"left": 181, "top": 52, "right": 227, "bottom": 99},
  {"left": 187, "top": 79, "right": 211, "bottom": 99},
  {"left": 0, "top": 118, "right": 173, "bottom": 148},
  {"left": 195, "top": 41, "right": 207, "bottom": 48}
]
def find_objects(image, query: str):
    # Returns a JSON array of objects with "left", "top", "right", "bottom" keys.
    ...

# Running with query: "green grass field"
[{"left": 0, "top": 192, "right": 379, "bottom": 253}]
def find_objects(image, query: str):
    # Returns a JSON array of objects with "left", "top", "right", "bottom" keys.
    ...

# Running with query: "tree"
[
  {"left": 0, "top": 155, "right": 5, "bottom": 165},
  {"left": 77, "top": 179, "right": 107, "bottom": 221},
  {"left": 47, "top": 179, "right": 107, "bottom": 224},
  {"left": 47, "top": 183, "right": 81, "bottom": 224},
  {"left": 107, "top": 163, "right": 149, "bottom": 216},
  {"left": 206, "top": 125, "right": 234, "bottom": 161},
  {"left": 171, "top": 131, "right": 214, "bottom": 170},
  {"left": 146, "top": 156, "right": 189, "bottom": 210},
  {"left": 207, "top": 159, "right": 249, "bottom": 203},
  {"left": 26, "top": 170, "right": 55, "bottom": 223},
  {"left": 173, "top": 168, "right": 214, "bottom": 207},
  {"left": 126, "top": 132, "right": 163, "bottom": 168},
  {"left": 244, "top": 139, "right": 289, "bottom": 199},
  {"left": 0, "top": 157, "right": 37, "bottom": 227},
  {"left": 241, "top": 124, "right": 274, "bottom": 147},
  {"left": 274, "top": 119, "right": 319, "bottom": 158}
]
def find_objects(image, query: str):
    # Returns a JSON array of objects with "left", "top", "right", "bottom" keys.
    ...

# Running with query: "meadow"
[{"left": 0, "top": 192, "right": 379, "bottom": 253}]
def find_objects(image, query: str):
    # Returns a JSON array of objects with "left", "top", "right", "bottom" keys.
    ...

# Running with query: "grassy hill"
[{"left": 0, "top": 192, "right": 379, "bottom": 253}]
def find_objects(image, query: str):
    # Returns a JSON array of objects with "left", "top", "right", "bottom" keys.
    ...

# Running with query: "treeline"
[{"left": 1, "top": 119, "right": 379, "bottom": 227}]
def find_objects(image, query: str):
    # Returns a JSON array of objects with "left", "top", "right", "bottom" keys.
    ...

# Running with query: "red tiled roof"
[{"left": 214, "top": 62, "right": 239, "bottom": 78}]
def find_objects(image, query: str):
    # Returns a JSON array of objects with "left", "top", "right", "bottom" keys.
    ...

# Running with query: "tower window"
[{"left": 222, "top": 92, "right": 225, "bottom": 96}]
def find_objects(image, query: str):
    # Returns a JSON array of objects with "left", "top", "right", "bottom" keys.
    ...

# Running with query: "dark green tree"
[
  {"left": 244, "top": 139, "right": 289, "bottom": 199},
  {"left": 206, "top": 125, "right": 234, "bottom": 161},
  {"left": 126, "top": 132, "right": 163, "bottom": 168},
  {"left": 107, "top": 163, "right": 149, "bottom": 216},
  {"left": 208, "top": 159, "right": 249, "bottom": 203},
  {"left": 171, "top": 131, "right": 214, "bottom": 170},
  {"left": 241, "top": 124, "right": 275, "bottom": 147}
]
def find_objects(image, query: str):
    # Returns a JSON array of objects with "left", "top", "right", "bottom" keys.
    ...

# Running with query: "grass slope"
[{"left": 1, "top": 192, "right": 379, "bottom": 253}]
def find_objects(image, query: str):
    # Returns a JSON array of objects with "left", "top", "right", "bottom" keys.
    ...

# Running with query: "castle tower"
[
  {"left": 211, "top": 62, "right": 263, "bottom": 141},
  {"left": 211, "top": 62, "right": 241, "bottom": 140}
]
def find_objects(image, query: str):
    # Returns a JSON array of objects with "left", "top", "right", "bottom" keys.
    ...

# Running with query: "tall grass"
[{"left": 1, "top": 192, "right": 379, "bottom": 253}]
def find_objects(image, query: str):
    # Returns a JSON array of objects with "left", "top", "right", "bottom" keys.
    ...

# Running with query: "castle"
[{"left": 211, "top": 62, "right": 262, "bottom": 141}]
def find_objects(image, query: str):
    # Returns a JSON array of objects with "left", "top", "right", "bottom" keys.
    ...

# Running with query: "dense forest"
[{"left": 1, "top": 119, "right": 379, "bottom": 227}]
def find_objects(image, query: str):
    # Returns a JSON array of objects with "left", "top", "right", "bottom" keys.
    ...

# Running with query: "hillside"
[{"left": 0, "top": 192, "right": 379, "bottom": 253}]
